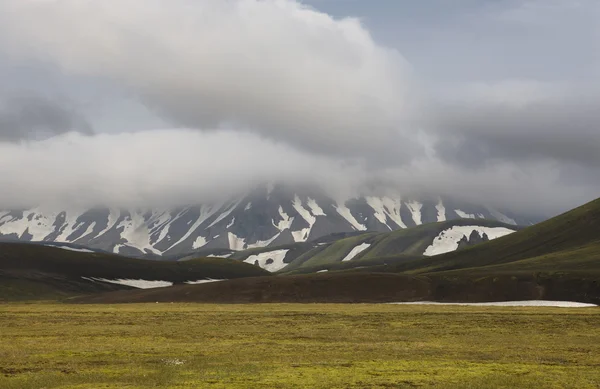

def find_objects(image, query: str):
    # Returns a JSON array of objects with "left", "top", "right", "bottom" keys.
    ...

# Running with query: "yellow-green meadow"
[{"left": 1, "top": 303, "right": 599, "bottom": 388}]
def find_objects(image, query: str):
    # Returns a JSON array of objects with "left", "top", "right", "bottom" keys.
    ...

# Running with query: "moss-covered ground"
[{"left": 1, "top": 303, "right": 599, "bottom": 388}]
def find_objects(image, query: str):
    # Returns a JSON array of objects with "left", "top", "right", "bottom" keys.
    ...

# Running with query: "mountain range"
[
  {"left": 1, "top": 196, "right": 598, "bottom": 303},
  {"left": 0, "top": 184, "right": 533, "bottom": 256}
]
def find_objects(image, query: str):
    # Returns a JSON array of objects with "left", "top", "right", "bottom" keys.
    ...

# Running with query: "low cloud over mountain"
[{"left": 0, "top": 0, "right": 597, "bottom": 216}]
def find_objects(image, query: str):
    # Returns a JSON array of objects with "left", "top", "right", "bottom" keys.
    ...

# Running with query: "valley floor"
[{"left": 0, "top": 303, "right": 599, "bottom": 389}]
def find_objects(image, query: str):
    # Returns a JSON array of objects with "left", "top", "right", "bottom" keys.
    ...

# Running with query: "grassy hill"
[
  {"left": 0, "top": 242, "right": 270, "bottom": 301},
  {"left": 382, "top": 198, "right": 600, "bottom": 275},
  {"left": 199, "top": 219, "right": 519, "bottom": 274}
]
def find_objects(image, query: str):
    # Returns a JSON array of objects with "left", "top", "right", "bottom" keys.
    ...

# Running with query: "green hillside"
[
  {"left": 0, "top": 242, "right": 270, "bottom": 301},
  {"left": 216, "top": 219, "right": 519, "bottom": 274},
  {"left": 385, "top": 198, "right": 600, "bottom": 275}
]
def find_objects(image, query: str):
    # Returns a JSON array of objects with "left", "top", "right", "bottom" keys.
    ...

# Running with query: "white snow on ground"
[
  {"left": 273, "top": 206, "right": 294, "bottom": 231},
  {"left": 436, "top": 199, "right": 446, "bottom": 222},
  {"left": 307, "top": 197, "right": 326, "bottom": 216},
  {"left": 292, "top": 228, "right": 311, "bottom": 242},
  {"left": 228, "top": 232, "right": 246, "bottom": 251},
  {"left": 455, "top": 209, "right": 476, "bottom": 219},
  {"left": 423, "top": 225, "right": 515, "bottom": 256},
  {"left": 487, "top": 208, "right": 517, "bottom": 225},
  {"left": 29, "top": 211, "right": 66, "bottom": 241},
  {"left": 226, "top": 217, "right": 235, "bottom": 229},
  {"left": 317, "top": 269, "right": 328, "bottom": 273},
  {"left": 388, "top": 301, "right": 597, "bottom": 307},
  {"left": 49, "top": 245, "right": 94, "bottom": 253},
  {"left": 381, "top": 197, "right": 406, "bottom": 228},
  {"left": 185, "top": 279, "right": 226, "bottom": 284},
  {"left": 116, "top": 211, "right": 160, "bottom": 254},
  {"left": 77, "top": 222, "right": 97, "bottom": 241},
  {"left": 56, "top": 210, "right": 87, "bottom": 242},
  {"left": 207, "top": 200, "right": 241, "bottom": 228},
  {"left": 113, "top": 244, "right": 125, "bottom": 254},
  {"left": 335, "top": 203, "right": 367, "bottom": 231},
  {"left": 85, "top": 278, "right": 173, "bottom": 289},
  {"left": 245, "top": 202, "right": 252, "bottom": 211},
  {"left": 192, "top": 236, "right": 208, "bottom": 249},
  {"left": 151, "top": 209, "right": 185, "bottom": 245},
  {"left": 406, "top": 201, "right": 423, "bottom": 225},
  {"left": 365, "top": 196, "right": 406, "bottom": 230},
  {"left": 244, "top": 249, "right": 290, "bottom": 272},
  {"left": 96, "top": 208, "right": 121, "bottom": 240},
  {"left": 292, "top": 195, "right": 316, "bottom": 242},
  {"left": 246, "top": 233, "right": 281, "bottom": 249},
  {"left": 366, "top": 197, "right": 390, "bottom": 229},
  {"left": 207, "top": 253, "right": 233, "bottom": 258},
  {"left": 341, "top": 243, "right": 372, "bottom": 262},
  {"left": 167, "top": 205, "right": 223, "bottom": 252}
]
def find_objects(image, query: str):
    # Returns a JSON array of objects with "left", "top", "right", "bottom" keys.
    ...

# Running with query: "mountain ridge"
[{"left": 0, "top": 185, "right": 534, "bottom": 256}]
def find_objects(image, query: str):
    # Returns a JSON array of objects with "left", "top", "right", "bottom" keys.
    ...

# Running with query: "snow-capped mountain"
[{"left": 0, "top": 184, "right": 533, "bottom": 256}]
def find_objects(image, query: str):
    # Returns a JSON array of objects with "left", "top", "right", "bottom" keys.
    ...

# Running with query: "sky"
[{"left": 0, "top": 0, "right": 598, "bottom": 215}]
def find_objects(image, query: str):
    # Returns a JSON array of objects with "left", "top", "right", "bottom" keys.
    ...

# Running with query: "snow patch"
[
  {"left": 49, "top": 245, "right": 94, "bottom": 253},
  {"left": 246, "top": 233, "right": 281, "bottom": 249},
  {"left": 207, "top": 253, "right": 233, "bottom": 258},
  {"left": 292, "top": 228, "right": 311, "bottom": 242},
  {"left": 7, "top": 210, "right": 60, "bottom": 241},
  {"left": 388, "top": 301, "right": 597, "bottom": 307},
  {"left": 207, "top": 200, "right": 241, "bottom": 228},
  {"left": 116, "top": 211, "right": 159, "bottom": 254},
  {"left": 405, "top": 201, "right": 423, "bottom": 225},
  {"left": 226, "top": 217, "right": 235, "bottom": 229},
  {"left": 192, "top": 236, "right": 208, "bottom": 249},
  {"left": 487, "top": 208, "right": 517, "bottom": 225},
  {"left": 335, "top": 203, "right": 367, "bottom": 231},
  {"left": 244, "top": 249, "right": 290, "bottom": 272},
  {"left": 85, "top": 278, "right": 173, "bottom": 289},
  {"left": 341, "top": 243, "right": 371, "bottom": 262},
  {"left": 96, "top": 208, "right": 121, "bottom": 239},
  {"left": 167, "top": 205, "right": 223, "bottom": 252},
  {"left": 436, "top": 199, "right": 446, "bottom": 222},
  {"left": 455, "top": 209, "right": 476, "bottom": 219},
  {"left": 291, "top": 195, "right": 316, "bottom": 242},
  {"left": 228, "top": 232, "right": 246, "bottom": 251},
  {"left": 307, "top": 197, "right": 326, "bottom": 216},
  {"left": 366, "top": 196, "right": 406, "bottom": 229},
  {"left": 273, "top": 206, "right": 294, "bottom": 231},
  {"left": 185, "top": 279, "right": 226, "bottom": 285},
  {"left": 424, "top": 225, "right": 515, "bottom": 256}
]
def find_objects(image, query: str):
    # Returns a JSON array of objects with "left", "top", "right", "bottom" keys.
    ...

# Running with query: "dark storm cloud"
[{"left": 0, "top": 95, "right": 93, "bottom": 142}]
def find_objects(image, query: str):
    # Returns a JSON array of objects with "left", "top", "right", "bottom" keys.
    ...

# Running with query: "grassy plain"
[{"left": 1, "top": 303, "right": 599, "bottom": 388}]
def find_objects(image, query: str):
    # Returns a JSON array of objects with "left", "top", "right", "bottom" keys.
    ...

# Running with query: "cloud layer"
[
  {"left": 0, "top": 0, "right": 418, "bottom": 160},
  {"left": 0, "top": 0, "right": 598, "bottom": 216},
  {"left": 0, "top": 94, "right": 92, "bottom": 141}
]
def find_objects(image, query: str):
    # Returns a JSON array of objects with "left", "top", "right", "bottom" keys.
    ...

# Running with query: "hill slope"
[
  {"left": 206, "top": 219, "right": 519, "bottom": 273},
  {"left": 386, "top": 197, "right": 600, "bottom": 275},
  {"left": 0, "top": 242, "right": 270, "bottom": 301}
]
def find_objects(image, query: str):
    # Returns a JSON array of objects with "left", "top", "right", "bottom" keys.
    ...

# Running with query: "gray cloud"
[
  {"left": 0, "top": 0, "right": 597, "bottom": 216},
  {"left": 0, "top": 129, "right": 595, "bottom": 217},
  {"left": 0, "top": 95, "right": 92, "bottom": 142},
  {"left": 429, "top": 82, "right": 600, "bottom": 169},
  {"left": 0, "top": 0, "right": 419, "bottom": 161}
]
